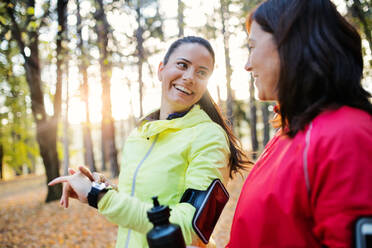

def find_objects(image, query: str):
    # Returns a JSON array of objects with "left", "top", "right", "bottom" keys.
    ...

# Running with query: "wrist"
[
  {"left": 97, "top": 191, "right": 107, "bottom": 203},
  {"left": 87, "top": 182, "right": 110, "bottom": 209}
]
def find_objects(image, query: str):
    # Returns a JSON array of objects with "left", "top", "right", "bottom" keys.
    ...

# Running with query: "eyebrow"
[{"left": 177, "top": 57, "right": 210, "bottom": 71}]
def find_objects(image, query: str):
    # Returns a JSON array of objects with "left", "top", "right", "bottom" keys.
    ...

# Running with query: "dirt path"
[{"left": 0, "top": 173, "right": 248, "bottom": 248}]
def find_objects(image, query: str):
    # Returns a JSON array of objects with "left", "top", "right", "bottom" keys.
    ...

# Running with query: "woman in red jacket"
[{"left": 227, "top": 0, "right": 372, "bottom": 247}]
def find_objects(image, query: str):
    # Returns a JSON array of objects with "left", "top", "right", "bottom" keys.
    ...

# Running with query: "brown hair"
[
  {"left": 197, "top": 91, "right": 252, "bottom": 178},
  {"left": 246, "top": 0, "right": 372, "bottom": 136}
]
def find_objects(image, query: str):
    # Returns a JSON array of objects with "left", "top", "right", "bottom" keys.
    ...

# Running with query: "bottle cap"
[{"left": 147, "top": 196, "right": 171, "bottom": 224}]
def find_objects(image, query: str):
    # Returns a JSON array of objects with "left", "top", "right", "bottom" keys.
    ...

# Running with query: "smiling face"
[
  {"left": 158, "top": 43, "right": 214, "bottom": 117},
  {"left": 245, "top": 21, "right": 280, "bottom": 101}
]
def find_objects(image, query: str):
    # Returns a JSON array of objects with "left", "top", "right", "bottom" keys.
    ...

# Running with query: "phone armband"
[{"left": 180, "top": 179, "right": 229, "bottom": 244}]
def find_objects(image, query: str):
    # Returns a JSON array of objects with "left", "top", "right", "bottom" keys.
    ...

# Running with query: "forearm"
[{"left": 98, "top": 190, "right": 153, "bottom": 234}]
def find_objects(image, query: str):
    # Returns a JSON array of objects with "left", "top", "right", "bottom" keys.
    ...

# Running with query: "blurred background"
[{"left": 0, "top": 0, "right": 370, "bottom": 247}]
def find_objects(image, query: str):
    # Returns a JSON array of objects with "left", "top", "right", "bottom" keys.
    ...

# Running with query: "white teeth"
[{"left": 174, "top": 85, "right": 192, "bottom": 95}]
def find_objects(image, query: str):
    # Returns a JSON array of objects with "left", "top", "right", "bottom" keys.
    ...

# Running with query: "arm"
[
  {"left": 170, "top": 123, "right": 230, "bottom": 244},
  {"left": 309, "top": 123, "right": 372, "bottom": 247}
]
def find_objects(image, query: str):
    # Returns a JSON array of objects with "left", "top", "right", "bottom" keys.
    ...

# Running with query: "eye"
[
  {"left": 177, "top": 62, "right": 188, "bottom": 69},
  {"left": 197, "top": 70, "right": 207, "bottom": 78}
]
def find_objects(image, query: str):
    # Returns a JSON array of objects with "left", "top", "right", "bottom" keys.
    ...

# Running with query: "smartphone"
[
  {"left": 192, "top": 179, "right": 229, "bottom": 244},
  {"left": 180, "top": 179, "right": 229, "bottom": 244},
  {"left": 355, "top": 217, "right": 372, "bottom": 248}
]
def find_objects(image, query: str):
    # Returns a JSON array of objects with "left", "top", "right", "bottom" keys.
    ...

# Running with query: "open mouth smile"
[{"left": 173, "top": 84, "right": 193, "bottom": 95}]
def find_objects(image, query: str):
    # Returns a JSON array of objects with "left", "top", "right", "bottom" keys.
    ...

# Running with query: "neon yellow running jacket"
[{"left": 98, "top": 105, "right": 230, "bottom": 248}]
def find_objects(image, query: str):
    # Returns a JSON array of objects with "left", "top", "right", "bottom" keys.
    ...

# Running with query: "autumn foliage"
[
  {"left": 0, "top": 175, "right": 117, "bottom": 248},
  {"left": 0, "top": 173, "right": 248, "bottom": 247}
]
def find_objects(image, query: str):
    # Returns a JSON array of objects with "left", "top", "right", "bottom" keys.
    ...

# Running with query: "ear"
[{"left": 157, "top": 61, "right": 164, "bottom": 81}]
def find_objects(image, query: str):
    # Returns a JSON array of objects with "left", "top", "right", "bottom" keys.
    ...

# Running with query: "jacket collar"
[{"left": 138, "top": 105, "right": 211, "bottom": 138}]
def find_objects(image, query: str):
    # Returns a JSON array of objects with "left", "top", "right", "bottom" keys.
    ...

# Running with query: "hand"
[
  {"left": 58, "top": 167, "right": 91, "bottom": 208},
  {"left": 80, "top": 165, "right": 118, "bottom": 191},
  {"left": 48, "top": 170, "right": 92, "bottom": 206},
  {"left": 49, "top": 166, "right": 118, "bottom": 208},
  {"left": 77, "top": 165, "right": 117, "bottom": 190}
]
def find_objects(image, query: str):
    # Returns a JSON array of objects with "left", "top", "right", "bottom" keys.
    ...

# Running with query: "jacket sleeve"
[
  {"left": 98, "top": 190, "right": 153, "bottom": 233},
  {"left": 97, "top": 122, "right": 230, "bottom": 245},
  {"left": 169, "top": 122, "right": 230, "bottom": 244},
  {"left": 309, "top": 123, "right": 372, "bottom": 247}
]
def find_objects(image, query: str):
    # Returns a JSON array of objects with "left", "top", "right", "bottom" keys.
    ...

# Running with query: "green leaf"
[
  {"left": 21, "top": 32, "right": 27, "bottom": 41},
  {"left": 27, "top": 7, "right": 34, "bottom": 15},
  {"left": 27, "top": 21, "right": 39, "bottom": 31},
  {"left": 0, "top": 15, "right": 6, "bottom": 25}
]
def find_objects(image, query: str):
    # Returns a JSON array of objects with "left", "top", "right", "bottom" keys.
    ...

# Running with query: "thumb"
[
  {"left": 68, "top": 168, "right": 77, "bottom": 175},
  {"left": 78, "top": 165, "right": 95, "bottom": 181}
]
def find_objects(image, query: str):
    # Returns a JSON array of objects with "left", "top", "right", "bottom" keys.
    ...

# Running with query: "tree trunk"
[
  {"left": 216, "top": 85, "right": 222, "bottom": 107},
  {"left": 7, "top": 2, "right": 62, "bottom": 202},
  {"left": 249, "top": 75, "right": 259, "bottom": 159},
  {"left": 77, "top": 0, "right": 96, "bottom": 172},
  {"left": 219, "top": 0, "right": 234, "bottom": 126},
  {"left": 27, "top": 49, "right": 62, "bottom": 202},
  {"left": 261, "top": 102, "right": 270, "bottom": 146},
  {"left": 83, "top": 120, "right": 96, "bottom": 172},
  {"left": 178, "top": 0, "right": 184, "bottom": 37},
  {"left": 136, "top": 0, "right": 144, "bottom": 118},
  {"left": 127, "top": 80, "right": 137, "bottom": 130},
  {"left": 37, "top": 120, "right": 62, "bottom": 201},
  {"left": 57, "top": 0, "right": 69, "bottom": 176},
  {"left": 63, "top": 63, "right": 69, "bottom": 176},
  {"left": 0, "top": 144, "right": 3, "bottom": 179},
  {"left": 27, "top": 149, "right": 36, "bottom": 174},
  {"left": 55, "top": 0, "right": 68, "bottom": 123},
  {"left": 95, "top": 0, "right": 119, "bottom": 177}
]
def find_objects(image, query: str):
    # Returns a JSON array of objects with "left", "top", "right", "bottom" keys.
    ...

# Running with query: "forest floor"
[{"left": 0, "top": 172, "right": 248, "bottom": 248}]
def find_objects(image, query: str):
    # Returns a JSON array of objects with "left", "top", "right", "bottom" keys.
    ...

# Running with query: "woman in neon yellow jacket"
[{"left": 49, "top": 36, "right": 249, "bottom": 248}]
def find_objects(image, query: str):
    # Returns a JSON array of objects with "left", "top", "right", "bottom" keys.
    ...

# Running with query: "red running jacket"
[{"left": 227, "top": 106, "right": 372, "bottom": 248}]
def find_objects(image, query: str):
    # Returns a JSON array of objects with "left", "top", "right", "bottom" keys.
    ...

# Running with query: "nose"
[
  {"left": 245, "top": 57, "right": 252, "bottom": 72},
  {"left": 182, "top": 68, "right": 195, "bottom": 83}
]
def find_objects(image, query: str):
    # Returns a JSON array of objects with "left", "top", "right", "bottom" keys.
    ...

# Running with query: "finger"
[
  {"left": 48, "top": 176, "right": 70, "bottom": 186},
  {"left": 68, "top": 168, "right": 77, "bottom": 175},
  {"left": 70, "top": 188, "right": 78, "bottom": 199},
  {"left": 78, "top": 166, "right": 94, "bottom": 181},
  {"left": 62, "top": 183, "right": 70, "bottom": 208},
  {"left": 92, "top": 172, "right": 100, "bottom": 182},
  {"left": 65, "top": 182, "right": 79, "bottom": 199},
  {"left": 93, "top": 172, "right": 106, "bottom": 183}
]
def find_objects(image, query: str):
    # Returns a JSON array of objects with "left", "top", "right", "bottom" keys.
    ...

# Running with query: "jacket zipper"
[{"left": 125, "top": 134, "right": 159, "bottom": 248}]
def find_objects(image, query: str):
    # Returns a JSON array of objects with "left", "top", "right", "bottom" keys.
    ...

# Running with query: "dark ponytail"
[
  {"left": 198, "top": 91, "right": 252, "bottom": 178},
  {"left": 164, "top": 36, "right": 251, "bottom": 177}
]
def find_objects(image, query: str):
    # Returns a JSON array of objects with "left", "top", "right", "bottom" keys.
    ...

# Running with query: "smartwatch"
[{"left": 87, "top": 182, "right": 110, "bottom": 209}]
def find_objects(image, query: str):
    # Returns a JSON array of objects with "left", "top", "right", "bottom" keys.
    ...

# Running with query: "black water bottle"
[{"left": 146, "top": 196, "right": 186, "bottom": 248}]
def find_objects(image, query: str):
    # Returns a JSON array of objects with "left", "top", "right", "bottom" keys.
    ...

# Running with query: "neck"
[
  {"left": 160, "top": 101, "right": 190, "bottom": 120},
  {"left": 159, "top": 108, "right": 171, "bottom": 120}
]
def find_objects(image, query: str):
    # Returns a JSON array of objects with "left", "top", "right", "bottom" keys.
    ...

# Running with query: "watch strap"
[{"left": 88, "top": 184, "right": 109, "bottom": 209}]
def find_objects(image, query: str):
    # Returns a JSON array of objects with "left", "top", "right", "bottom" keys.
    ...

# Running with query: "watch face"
[{"left": 92, "top": 182, "right": 106, "bottom": 190}]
